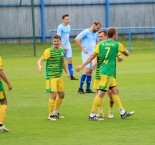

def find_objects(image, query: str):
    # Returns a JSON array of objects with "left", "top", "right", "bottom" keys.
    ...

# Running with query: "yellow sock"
[
  {"left": 53, "top": 97, "right": 63, "bottom": 111},
  {"left": 112, "top": 94, "right": 123, "bottom": 109},
  {"left": 98, "top": 98, "right": 104, "bottom": 114},
  {"left": 48, "top": 99, "right": 55, "bottom": 115},
  {"left": 92, "top": 96, "right": 102, "bottom": 113},
  {"left": 0, "top": 105, "right": 7, "bottom": 124}
]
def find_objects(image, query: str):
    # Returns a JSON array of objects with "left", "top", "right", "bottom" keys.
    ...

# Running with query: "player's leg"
[
  {"left": 85, "top": 62, "right": 94, "bottom": 93},
  {"left": 110, "top": 78, "right": 134, "bottom": 119},
  {"left": 94, "top": 80, "right": 104, "bottom": 118},
  {"left": 109, "top": 78, "right": 125, "bottom": 117},
  {"left": 48, "top": 92, "right": 57, "bottom": 121},
  {"left": 107, "top": 89, "right": 114, "bottom": 119},
  {"left": 68, "top": 57, "right": 78, "bottom": 80},
  {"left": 89, "top": 75, "right": 110, "bottom": 121},
  {"left": 48, "top": 94, "right": 56, "bottom": 116},
  {"left": 78, "top": 57, "right": 93, "bottom": 94},
  {"left": 48, "top": 78, "right": 58, "bottom": 121},
  {"left": 78, "top": 72, "right": 87, "bottom": 94},
  {"left": 111, "top": 87, "right": 126, "bottom": 118},
  {"left": 50, "top": 77, "right": 65, "bottom": 119},
  {"left": 66, "top": 48, "right": 78, "bottom": 80},
  {"left": 0, "top": 92, "right": 9, "bottom": 132},
  {"left": 96, "top": 97, "right": 104, "bottom": 118},
  {"left": 89, "top": 90, "right": 105, "bottom": 121},
  {"left": 46, "top": 78, "right": 56, "bottom": 115},
  {"left": 84, "top": 68, "right": 94, "bottom": 93},
  {"left": 52, "top": 92, "right": 65, "bottom": 119}
]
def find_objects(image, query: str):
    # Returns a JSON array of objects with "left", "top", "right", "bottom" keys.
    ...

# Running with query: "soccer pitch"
[{"left": 0, "top": 40, "right": 155, "bottom": 145}]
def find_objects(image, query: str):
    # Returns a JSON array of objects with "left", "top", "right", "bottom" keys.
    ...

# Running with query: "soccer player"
[
  {"left": 93, "top": 30, "right": 123, "bottom": 119},
  {"left": 37, "top": 34, "right": 70, "bottom": 121},
  {"left": 0, "top": 56, "right": 12, "bottom": 132},
  {"left": 75, "top": 21, "right": 101, "bottom": 94},
  {"left": 57, "top": 14, "right": 78, "bottom": 80},
  {"left": 76, "top": 27, "right": 134, "bottom": 120}
]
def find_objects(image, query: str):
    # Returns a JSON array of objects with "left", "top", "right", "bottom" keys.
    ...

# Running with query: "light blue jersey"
[
  {"left": 76, "top": 29, "right": 98, "bottom": 55},
  {"left": 57, "top": 24, "right": 72, "bottom": 58},
  {"left": 76, "top": 29, "right": 98, "bottom": 69}
]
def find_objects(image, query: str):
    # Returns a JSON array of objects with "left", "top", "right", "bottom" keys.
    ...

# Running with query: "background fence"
[{"left": 0, "top": 0, "right": 155, "bottom": 47}]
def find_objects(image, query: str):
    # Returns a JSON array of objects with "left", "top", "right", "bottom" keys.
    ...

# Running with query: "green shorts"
[
  {"left": 0, "top": 91, "right": 6, "bottom": 102},
  {"left": 0, "top": 81, "right": 6, "bottom": 102}
]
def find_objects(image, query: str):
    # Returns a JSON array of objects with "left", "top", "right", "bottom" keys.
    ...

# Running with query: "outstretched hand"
[
  {"left": 117, "top": 55, "right": 123, "bottom": 62},
  {"left": 8, "top": 84, "right": 12, "bottom": 91},
  {"left": 76, "top": 65, "right": 83, "bottom": 72},
  {"left": 66, "top": 73, "right": 71, "bottom": 79},
  {"left": 38, "top": 65, "right": 43, "bottom": 73},
  {"left": 82, "top": 48, "right": 88, "bottom": 54}
]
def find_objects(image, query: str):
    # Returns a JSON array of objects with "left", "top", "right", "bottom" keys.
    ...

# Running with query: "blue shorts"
[{"left": 64, "top": 44, "right": 72, "bottom": 59}]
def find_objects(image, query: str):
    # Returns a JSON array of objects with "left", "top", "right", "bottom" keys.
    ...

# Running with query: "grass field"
[{"left": 0, "top": 39, "right": 155, "bottom": 145}]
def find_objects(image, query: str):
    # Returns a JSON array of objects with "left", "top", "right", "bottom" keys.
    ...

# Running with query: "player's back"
[{"left": 99, "top": 39, "right": 119, "bottom": 76}]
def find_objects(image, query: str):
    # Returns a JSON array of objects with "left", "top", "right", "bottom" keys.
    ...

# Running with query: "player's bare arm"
[
  {"left": 0, "top": 70, "right": 12, "bottom": 90},
  {"left": 75, "top": 38, "right": 88, "bottom": 54},
  {"left": 122, "top": 50, "right": 129, "bottom": 56},
  {"left": 37, "top": 58, "right": 44, "bottom": 72},
  {"left": 92, "top": 57, "right": 97, "bottom": 69},
  {"left": 60, "top": 42, "right": 67, "bottom": 51},
  {"left": 62, "top": 57, "right": 70, "bottom": 79},
  {"left": 76, "top": 52, "right": 97, "bottom": 72}
]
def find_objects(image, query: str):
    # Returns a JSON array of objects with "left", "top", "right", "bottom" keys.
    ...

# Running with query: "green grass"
[{"left": 0, "top": 39, "right": 155, "bottom": 145}]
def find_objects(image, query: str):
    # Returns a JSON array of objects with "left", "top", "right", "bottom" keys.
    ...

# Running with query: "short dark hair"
[
  {"left": 107, "top": 27, "right": 117, "bottom": 38},
  {"left": 52, "top": 34, "right": 61, "bottom": 40},
  {"left": 93, "top": 21, "right": 101, "bottom": 27},
  {"left": 62, "top": 14, "right": 69, "bottom": 19},
  {"left": 98, "top": 30, "right": 107, "bottom": 36}
]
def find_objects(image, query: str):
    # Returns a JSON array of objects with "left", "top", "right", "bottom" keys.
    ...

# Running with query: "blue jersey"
[
  {"left": 76, "top": 29, "right": 98, "bottom": 56},
  {"left": 57, "top": 24, "right": 71, "bottom": 49}
]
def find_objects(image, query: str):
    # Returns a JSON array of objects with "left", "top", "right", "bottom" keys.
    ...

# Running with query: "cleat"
[
  {"left": 48, "top": 114, "right": 57, "bottom": 121},
  {"left": 71, "top": 76, "right": 78, "bottom": 80},
  {"left": 108, "top": 113, "right": 114, "bottom": 119},
  {"left": 78, "top": 88, "right": 85, "bottom": 94},
  {"left": 89, "top": 115, "right": 104, "bottom": 121},
  {"left": 86, "top": 89, "right": 95, "bottom": 93},
  {"left": 96, "top": 113, "right": 104, "bottom": 118},
  {"left": 126, "top": 111, "right": 135, "bottom": 117},
  {"left": 121, "top": 111, "right": 135, "bottom": 119},
  {"left": 55, "top": 113, "right": 64, "bottom": 119},
  {"left": 0, "top": 126, "right": 9, "bottom": 132}
]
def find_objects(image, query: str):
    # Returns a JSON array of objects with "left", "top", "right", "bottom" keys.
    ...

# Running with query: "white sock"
[
  {"left": 119, "top": 108, "right": 125, "bottom": 115},
  {"left": 109, "top": 108, "right": 113, "bottom": 114},
  {"left": 53, "top": 110, "right": 58, "bottom": 115},
  {"left": 90, "top": 112, "right": 96, "bottom": 117}
]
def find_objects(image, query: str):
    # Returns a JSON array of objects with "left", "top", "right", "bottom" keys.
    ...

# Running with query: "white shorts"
[
  {"left": 82, "top": 54, "right": 93, "bottom": 69},
  {"left": 64, "top": 44, "right": 72, "bottom": 59}
]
